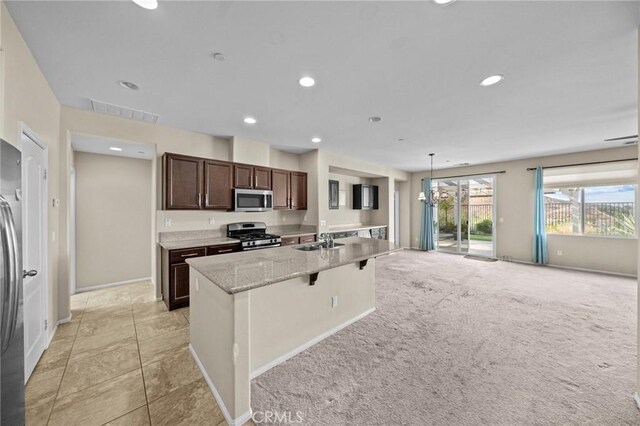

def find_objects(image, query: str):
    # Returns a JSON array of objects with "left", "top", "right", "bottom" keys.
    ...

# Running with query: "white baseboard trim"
[
  {"left": 58, "top": 314, "right": 72, "bottom": 325},
  {"left": 46, "top": 314, "right": 73, "bottom": 348},
  {"left": 47, "top": 324, "right": 58, "bottom": 347},
  {"left": 250, "top": 307, "right": 376, "bottom": 380},
  {"left": 509, "top": 259, "right": 636, "bottom": 278},
  {"left": 634, "top": 392, "right": 640, "bottom": 409},
  {"left": 75, "top": 277, "right": 153, "bottom": 293},
  {"left": 189, "top": 344, "right": 253, "bottom": 426}
]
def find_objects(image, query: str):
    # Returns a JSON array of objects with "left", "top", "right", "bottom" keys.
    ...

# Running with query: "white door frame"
[
  {"left": 20, "top": 122, "right": 49, "bottom": 380},
  {"left": 433, "top": 174, "right": 497, "bottom": 258},
  {"left": 70, "top": 167, "right": 76, "bottom": 294}
]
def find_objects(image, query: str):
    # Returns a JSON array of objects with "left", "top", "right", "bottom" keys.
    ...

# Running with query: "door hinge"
[
  {"left": 44, "top": 319, "right": 48, "bottom": 330},
  {"left": 43, "top": 169, "right": 47, "bottom": 180}
]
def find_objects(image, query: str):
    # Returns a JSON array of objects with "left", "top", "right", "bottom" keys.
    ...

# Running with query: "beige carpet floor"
[{"left": 251, "top": 250, "right": 640, "bottom": 425}]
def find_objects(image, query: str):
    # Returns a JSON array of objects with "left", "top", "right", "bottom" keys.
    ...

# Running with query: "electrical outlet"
[
  {"left": 499, "top": 217, "right": 504, "bottom": 223},
  {"left": 209, "top": 217, "right": 215, "bottom": 225},
  {"left": 164, "top": 218, "right": 172, "bottom": 227},
  {"left": 331, "top": 296, "right": 338, "bottom": 308},
  {"left": 557, "top": 250, "right": 563, "bottom": 256},
  {"left": 320, "top": 220, "right": 327, "bottom": 226}
]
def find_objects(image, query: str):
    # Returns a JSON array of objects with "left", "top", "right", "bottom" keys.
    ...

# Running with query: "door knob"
[{"left": 23, "top": 270, "right": 38, "bottom": 278}]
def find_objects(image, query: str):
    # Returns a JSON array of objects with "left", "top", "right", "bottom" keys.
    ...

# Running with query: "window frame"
[{"left": 544, "top": 184, "right": 637, "bottom": 239}]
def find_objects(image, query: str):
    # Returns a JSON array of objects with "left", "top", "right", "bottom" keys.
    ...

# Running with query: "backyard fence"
[
  {"left": 439, "top": 204, "right": 493, "bottom": 234},
  {"left": 545, "top": 201, "right": 635, "bottom": 235}
]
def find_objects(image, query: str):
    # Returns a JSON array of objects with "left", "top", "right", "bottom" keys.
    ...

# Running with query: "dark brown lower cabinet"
[
  {"left": 162, "top": 243, "right": 240, "bottom": 310},
  {"left": 280, "top": 234, "right": 316, "bottom": 246}
]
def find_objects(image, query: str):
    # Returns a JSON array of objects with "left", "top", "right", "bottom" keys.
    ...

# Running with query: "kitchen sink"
[{"left": 294, "top": 243, "right": 344, "bottom": 252}]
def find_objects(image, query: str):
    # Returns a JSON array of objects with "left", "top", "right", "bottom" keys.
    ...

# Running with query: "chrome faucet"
[{"left": 319, "top": 233, "right": 334, "bottom": 248}]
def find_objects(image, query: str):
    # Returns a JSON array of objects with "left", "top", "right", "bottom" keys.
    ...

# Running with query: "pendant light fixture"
[{"left": 418, "top": 153, "right": 448, "bottom": 206}]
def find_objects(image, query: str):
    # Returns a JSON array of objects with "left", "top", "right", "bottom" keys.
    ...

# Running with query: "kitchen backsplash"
[{"left": 156, "top": 209, "right": 307, "bottom": 234}]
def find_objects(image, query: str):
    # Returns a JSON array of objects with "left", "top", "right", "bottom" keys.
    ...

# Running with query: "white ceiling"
[
  {"left": 71, "top": 133, "right": 156, "bottom": 160},
  {"left": 6, "top": 1, "right": 640, "bottom": 172}
]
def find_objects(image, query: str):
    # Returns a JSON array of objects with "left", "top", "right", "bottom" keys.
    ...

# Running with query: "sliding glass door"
[{"left": 435, "top": 176, "right": 495, "bottom": 257}]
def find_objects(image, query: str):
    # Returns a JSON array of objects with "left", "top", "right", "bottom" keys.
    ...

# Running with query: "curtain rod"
[
  {"left": 526, "top": 158, "right": 638, "bottom": 171},
  {"left": 421, "top": 170, "right": 506, "bottom": 181}
]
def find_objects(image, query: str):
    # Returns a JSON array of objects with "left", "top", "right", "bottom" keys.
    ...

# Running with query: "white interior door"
[{"left": 21, "top": 131, "right": 48, "bottom": 381}]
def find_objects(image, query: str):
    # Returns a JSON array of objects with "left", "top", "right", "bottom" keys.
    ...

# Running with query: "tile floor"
[{"left": 25, "top": 281, "right": 252, "bottom": 426}]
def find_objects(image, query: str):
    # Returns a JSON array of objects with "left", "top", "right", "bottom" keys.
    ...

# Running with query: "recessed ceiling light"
[
  {"left": 109, "top": 147, "right": 123, "bottom": 152},
  {"left": 212, "top": 52, "right": 226, "bottom": 62},
  {"left": 433, "top": 0, "right": 456, "bottom": 5},
  {"left": 479, "top": 74, "right": 504, "bottom": 87},
  {"left": 311, "top": 137, "right": 322, "bottom": 143},
  {"left": 243, "top": 116, "right": 257, "bottom": 125},
  {"left": 368, "top": 116, "right": 382, "bottom": 123},
  {"left": 118, "top": 80, "right": 139, "bottom": 90},
  {"left": 298, "top": 76, "right": 316, "bottom": 87},
  {"left": 132, "top": 0, "right": 158, "bottom": 10}
]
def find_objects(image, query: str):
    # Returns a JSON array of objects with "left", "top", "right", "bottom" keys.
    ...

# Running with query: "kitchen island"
[{"left": 186, "top": 237, "right": 401, "bottom": 425}]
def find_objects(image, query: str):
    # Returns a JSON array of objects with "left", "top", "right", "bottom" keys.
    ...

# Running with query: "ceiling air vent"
[{"left": 90, "top": 99, "right": 159, "bottom": 123}]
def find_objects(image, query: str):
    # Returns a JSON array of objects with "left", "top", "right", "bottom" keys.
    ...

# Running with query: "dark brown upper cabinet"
[
  {"left": 234, "top": 164, "right": 272, "bottom": 190},
  {"left": 203, "top": 160, "right": 233, "bottom": 210},
  {"left": 163, "top": 153, "right": 305, "bottom": 211},
  {"left": 254, "top": 166, "right": 272, "bottom": 190},
  {"left": 290, "top": 172, "right": 307, "bottom": 210},
  {"left": 234, "top": 164, "right": 254, "bottom": 189},
  {"left": 163, "top": 153, "right": 233, "bottom": 210},
  {"left": 164, "top": 154, "right": 203, "bottom": 210},
  {"left": 272, "top": 169, "right": 291, "bottom": 209},
  {"left": 272, "top": 169, "right": 307, "bottom": 210}
]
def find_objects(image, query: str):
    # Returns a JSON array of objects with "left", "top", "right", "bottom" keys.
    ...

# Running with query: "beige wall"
[
  {"left": 410, "top": 146, "right": 638, "bottom": 275},
  {"left": 1, "top": 4, "right": 63, "bottom": 331},
  {"left": 317, "top": 150, "right": 410, "bottom": 245},
  {"left": 327, "top": 173, "right": 372, "bottom": 226},
  {"left": 75, "top": 152, "right": 152, "bottom": 289},
  {"left": 231, "top": 136, "right": 270, "bottom": 167}
]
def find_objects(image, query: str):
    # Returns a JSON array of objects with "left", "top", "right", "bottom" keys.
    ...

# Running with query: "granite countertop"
[
  {"left": 158, "top": 225, "right": 317, "bottom": 250},
  {"left": 159, "top": 237, "right": 240, "bottom": 250},
  {"left": 328, "top": 224, "right": 388, "bottom": 233},
  {"left": 186, "top": 237, "right": 402, "bottom": 294}
]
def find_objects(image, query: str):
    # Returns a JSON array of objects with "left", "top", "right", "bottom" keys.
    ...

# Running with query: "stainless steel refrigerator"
[{"left": 0, "top": 139, "right": 24, "bottom": 425}]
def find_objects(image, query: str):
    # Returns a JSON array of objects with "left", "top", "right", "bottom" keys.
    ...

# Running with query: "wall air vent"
[{"left": 90, "top": 99, "right": 159, "bottom": 123}]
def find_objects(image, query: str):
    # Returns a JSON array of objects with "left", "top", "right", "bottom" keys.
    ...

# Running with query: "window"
[{"left": 544, "top": 185, "right": 636, "bottom": 237}]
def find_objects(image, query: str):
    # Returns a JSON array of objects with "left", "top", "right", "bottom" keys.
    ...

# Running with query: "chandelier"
[{"left": 418, "top": 153, "right": 448, "bottom": 206}]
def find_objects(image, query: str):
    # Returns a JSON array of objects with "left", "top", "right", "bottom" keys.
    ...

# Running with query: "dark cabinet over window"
[
  {"left": 353, "top": 184, "right": 379, "bottom": 210},
  {"left": 272, "top": 169, "right": 307, "bottom": 210}
]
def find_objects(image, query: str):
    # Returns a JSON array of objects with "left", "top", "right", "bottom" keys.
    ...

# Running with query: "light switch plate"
[
  {"left": 331, "top": 295, "right": 338, "bottom": 308},
  {"left": 164, "top": 218, "right": 172, "bottom": 227},
  {"left": 209, "top": 217, "right": 215, "bottom": 225},
  {"left": 557, "top": 250, "right": 563, "bottom": 256}
]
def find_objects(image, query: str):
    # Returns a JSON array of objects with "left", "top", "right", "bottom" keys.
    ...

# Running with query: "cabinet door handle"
[
  {"left": 181, "top": 253, "right": 199, "bottom": 258},
  {"left": 205, "top": 194, "right": 209, "bottom": 206},
  {"left": 218, "top": 248, "right": 233, "bottom": 253},
  {"left": 197, "top": 193, "right": 201, "bottom": 206}
]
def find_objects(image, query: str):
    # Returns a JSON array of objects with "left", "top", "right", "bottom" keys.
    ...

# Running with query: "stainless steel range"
[{"left": 227, "top": 222, "right": 281, "bottom": 251}]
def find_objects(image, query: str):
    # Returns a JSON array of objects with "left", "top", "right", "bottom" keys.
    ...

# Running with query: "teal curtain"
[
  {"left": 533, "top": 167, "right": 548, "bottom": 264},
  {"left": 419, "top": 178, "right": 435, "bottom": 251}
]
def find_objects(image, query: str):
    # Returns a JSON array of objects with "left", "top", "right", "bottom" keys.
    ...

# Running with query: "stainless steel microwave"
[{"left": 234, "top": 189, "right": 273, "bottom": 212}]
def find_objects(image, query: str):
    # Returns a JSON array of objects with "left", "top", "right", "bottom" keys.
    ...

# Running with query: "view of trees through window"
[{"left": 544, "top": 185, "right": 636, "bottom": 237}]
